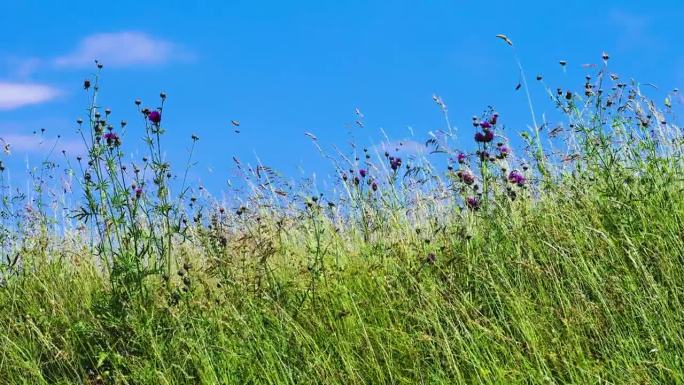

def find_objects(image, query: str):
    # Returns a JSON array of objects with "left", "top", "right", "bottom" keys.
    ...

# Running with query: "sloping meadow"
[{"left": 1, "top": 57, "right": 684, "bottom": 384}]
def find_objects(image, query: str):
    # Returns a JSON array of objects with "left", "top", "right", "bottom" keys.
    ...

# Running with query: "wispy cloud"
[
  {"left": 0, "top": 56, "right": 43, "bottom": 79},
  {"left": 0, "top": 82, "right": 61, "bottom": 110},
  {"left": 1, "top": 133, "right": 83, "bottom": 155},
  {"left": 54, "top": 31, "right": 193, "bottom": 68}
]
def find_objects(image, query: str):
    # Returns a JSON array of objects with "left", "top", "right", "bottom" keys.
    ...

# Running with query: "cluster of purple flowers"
[
  {"left": 474, "top": 113, "right": 498, "bottom": 143},
  {"left": 389, "top": 156, "right": 402, "bottom": 171},
  {"left": 508, "top": 170, "right": 526, "bottom": 186},
  {"left": 456, "top": 170, "right": 475, "bottom": 185},
  {"left": 103, "top": 132, "right": 121, "bottom": 147}
]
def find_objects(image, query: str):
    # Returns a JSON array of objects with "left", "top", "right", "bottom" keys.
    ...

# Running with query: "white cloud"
[
  {"left": 54, "top": 31, "right": 192, "bottom": 68},
  {"left": 0, "top": 82, "right": 60, "bottom": 110}
]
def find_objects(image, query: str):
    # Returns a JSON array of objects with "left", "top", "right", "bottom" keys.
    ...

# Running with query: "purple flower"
[
  {"left": 497, "top": 145, "right": 510, "bottom": 159},
  {"left": 135, "top": 188, "right": 143, "bottom": 199},
  {"left": 390, "top": 157, "right": 402, "bottom": 171},
  {"left": 371, "top": 181, "right": 378, "bottom": 191},
  {"left": 457, "top": 153, "right": 467, "bottom": 163},
  {"left": 508, "top": 170, "right": 526, "bottom": 186},
  {"left": 466, "top": 196, "right": 479, "bottom": 210},
  {"left": 103, "top": 132, "right": 120, "bottom": 147},
  {"left": 458, "top": 170, "right": 475, "bottom": 185},
  {"left": 474, "top": 130, "right": 494, "bottom": 143},
  {"left": 148, "top": 110, "right": 161, "bottom": 124},
  {"left": 480, "top": 120, "right": 492, "bottom": 129},
  {"left": 359, "top": 169, "right": 367, "bottom": 178}
]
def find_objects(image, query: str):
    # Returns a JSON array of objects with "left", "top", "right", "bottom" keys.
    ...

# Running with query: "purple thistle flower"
[
  {"left": 103, "top": 132, "right": 120, "bottom": 147},
  {"left": 359, "top": 169, "right": 367, "bottom": 178},
  {"left": 458, "top": 170, "right": 475, "bottom": 185},
  {"left": 135, "top": 188, "right": 143, "bottom": 199},
  {"left": 497, "top": 145, "right": 510, "bottom": 159},
  {"left": 148, "top": 110, "right": 161, "bottom": 124},
  {"left": 457, "top": 153, "right": 467, "bottom": 163},
  {"left": 474, "top": 130, "right": 494, "bottom": 143},
  {"left": 390, "top": 157, "right": 402, "bottom": 171},
  {"left": 466, "top": 196, "right": 479, "bottom": 210},
  {"left": 371, "top": 181, "right": 378, "bottom": 191},
  {"left": 508, "top": 170, "right": 526, "bottom": 186},
  {"left": 480, "top": 120, "right": 492, "bottom": 129}
]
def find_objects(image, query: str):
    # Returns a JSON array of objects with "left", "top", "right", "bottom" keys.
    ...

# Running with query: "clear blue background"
[{"left": 1, "top": 1, "right": 682, "bottom": 194}]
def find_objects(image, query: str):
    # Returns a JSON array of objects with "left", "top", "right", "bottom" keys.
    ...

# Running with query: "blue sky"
[{"left": 1, "top": 1, "right": 683, "bottom": 194}]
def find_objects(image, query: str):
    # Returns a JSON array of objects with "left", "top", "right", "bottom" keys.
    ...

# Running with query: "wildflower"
[
  {"left": 83, "top": 79, "right": 91, "bottom": 90},
  {"left": 478, "top": 150, "right": 490, "bottom": 161},
  {"left": 466, "top": 196, "right": 479, "bottom": 210},
  {"left": 103, "top": 132, "right": 120, "bottom": 147},
  {"left": 497, "top": 145, "right": 510, "bottom": 159},
  {"left": 474, "top": 130, "right": 494, "bottom": 143},
  {"left": 148, "top": 110, "right": 161, "bottom": 124},
  {"left": 457, "top": 153, "right": 467, "bottom": 163},
  {"left": 359, "top": 169, "right": 367, "bottom": 178},
  {"left": 480, "top": 120, "right": 492, "bottom": 129},
  {"left": 371, "top": 181, "right": 378, "bottom": 191},
  {"left": 390, "top": 157, "right": 402, "bottom": 171},
  {"left": 508, "top": 170, "right": 526, "bottom": 186},
  {"left": 135, "top": 187, "right": 143, "bottom": 199},
  {"left": 458, "top": 170, "right": 475, "bottom": 185}
]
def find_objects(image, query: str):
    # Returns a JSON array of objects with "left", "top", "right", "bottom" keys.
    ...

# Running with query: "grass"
[{"left": 1, "top": 52, "right": 684, "bottom": 384}]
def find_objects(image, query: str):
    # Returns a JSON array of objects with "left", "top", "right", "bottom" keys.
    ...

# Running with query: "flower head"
[
  {"left": 480, "top": 120, "right": 492, "bottom": 130},
  {"left": 103, "top": 132, "right": 120, "bottom": 147},
  {"left": 457, "top": 170, "right": 475, "bottom": 185},
  {"left": 359, "top": 169, "right": 367, "bottom": 178},
  {"left": 466, "top": 196, "right": 479, "bottom": 210},
  {"left": 148, "top": 110, "right": 161, "bottom": 124},
  {"left": 508, "top": 170, "right": 526, "bottom": 186},
  {"left": 474, "top": 130, "right": 494, "bottom": 143},
  {"left": 497, "top": 145, "right": 510, "bottom": 159},
  {"left": 457, "top": 153, "right": 467, "bottom": 163},
  {"left": 389, "top": 157, "right": 402, "bottom": 171}
]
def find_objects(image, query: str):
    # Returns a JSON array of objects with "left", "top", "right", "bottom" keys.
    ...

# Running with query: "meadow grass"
[{"left": 1, "top": 54, "right": 684, "bottom": 384}]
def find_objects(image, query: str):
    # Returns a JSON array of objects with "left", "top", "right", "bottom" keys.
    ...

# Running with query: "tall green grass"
[{"left": 1, "top": 53, "right": 684, "bottom": 384}]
